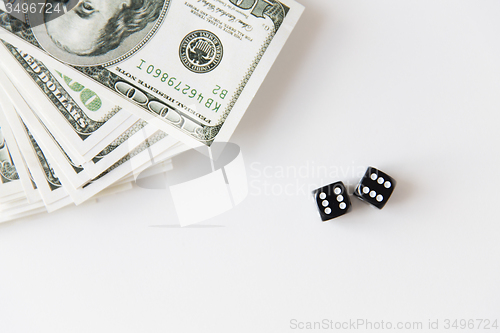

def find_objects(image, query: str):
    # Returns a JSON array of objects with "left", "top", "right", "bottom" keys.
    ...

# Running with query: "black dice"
[
  {"left": 312, "top": 181, "right": 351, "bottom": 221},
  {"left": 354, "top": 167, "right": 396, "bottom": 209}
]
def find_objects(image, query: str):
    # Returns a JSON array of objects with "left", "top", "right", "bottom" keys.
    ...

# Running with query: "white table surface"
[{"left": 1, "top": 1, "right": 499, "bottom": 332}]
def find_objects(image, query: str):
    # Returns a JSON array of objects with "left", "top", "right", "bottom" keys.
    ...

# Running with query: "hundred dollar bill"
[
  {"left": 1, "top": 69, "right": 183, "bottom": 206},
  {"left": 0, "top": 95, "right": 174, "bottom": 219},
  {"left": 0, "top": 0, "right": 304, "bottom": 147},
  {"left": 0, "top": 40, "right": 139, "bottom": 164},
  {"left": 0, "top": 66, "right": 180, "bottom": 193},
  {"left": 0, "top": 91, "right": 72, "bottom": 211},
  {"left": 0, "top": 44, "right": 179, "bottom": 180},
  {"left": 5, "top": 75, "right": 179, "bottom": 185},
  {"left": 0, "top": 69, "right": 90, "bottom": 188}
]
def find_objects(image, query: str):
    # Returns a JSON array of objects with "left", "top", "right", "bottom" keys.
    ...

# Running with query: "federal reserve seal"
[{"left": 179, "top": 30, "right": 223, "bottom": 73}]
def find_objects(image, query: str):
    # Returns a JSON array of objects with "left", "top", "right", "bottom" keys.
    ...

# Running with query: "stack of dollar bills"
[{"left": 0, "top": 0, "right": 303, "bottom": 222}]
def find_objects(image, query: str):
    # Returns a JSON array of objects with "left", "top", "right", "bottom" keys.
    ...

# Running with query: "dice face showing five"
[
  {"left": 353, "top": 167, "right": 396, "bottom": 209},
  {"left": 312, "top": 181, "right": 351, "bottom": 221}
]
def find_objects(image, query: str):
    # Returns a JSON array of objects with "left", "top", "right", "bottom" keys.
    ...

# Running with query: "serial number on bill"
[{"left": 3, "top": 1, "right": 63, "bottom": 14}]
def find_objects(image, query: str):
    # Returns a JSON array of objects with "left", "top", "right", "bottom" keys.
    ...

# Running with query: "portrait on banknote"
[{"left": 29, "top": 0, "right": 169, "bottom": 66}]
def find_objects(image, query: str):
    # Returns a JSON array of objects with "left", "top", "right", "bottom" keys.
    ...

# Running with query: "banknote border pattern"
[
  {"left": 0, "top": 157, "right": 19, "bottom": 183},
  {"left": 22, "top": 119, "right": 62, "bottom": 191}
]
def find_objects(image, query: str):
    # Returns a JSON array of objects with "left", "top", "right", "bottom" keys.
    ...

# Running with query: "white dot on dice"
[
  {"left": 336, "top": 195, "right": 343, "bottom": 202},
  {"left": 377, "top": 177, "right": 384, "bottom": 184},
  {"left": 339, "top": 202, "right": 346, "bottom": 210},
  {"left": 384, "top": 181, "right": 391, "bottom": 188},
  {"left": 376, "top": 194, "right": 383, "bottom": 202},
  {"left": 371, "top": 173, "right": 377, "bottom": 180},
  {"left": 334, "top": 187, "right": 341, "bottom": 195},
  {"left": 322, "top": 200, "right": 329, "bottom": 207},
  {"left": 370, "top": 191, "right": 376, "bottom": 198},
  {"left": 363, "top": 186, "right": 370, "bottom": 194},
  {"left": 324, "top": 207, "right": 332, "bottom": 214},
  {"left": 319, "top": 192, "right": 326, "bottom": 199}
]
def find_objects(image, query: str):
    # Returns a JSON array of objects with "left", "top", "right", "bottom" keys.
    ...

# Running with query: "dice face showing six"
[
  {"left": 353, "top": 167, "right": 396, "bottom": 209},
  {"left": 312, "top": 181, "right": 351, "bottom": 221}
]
